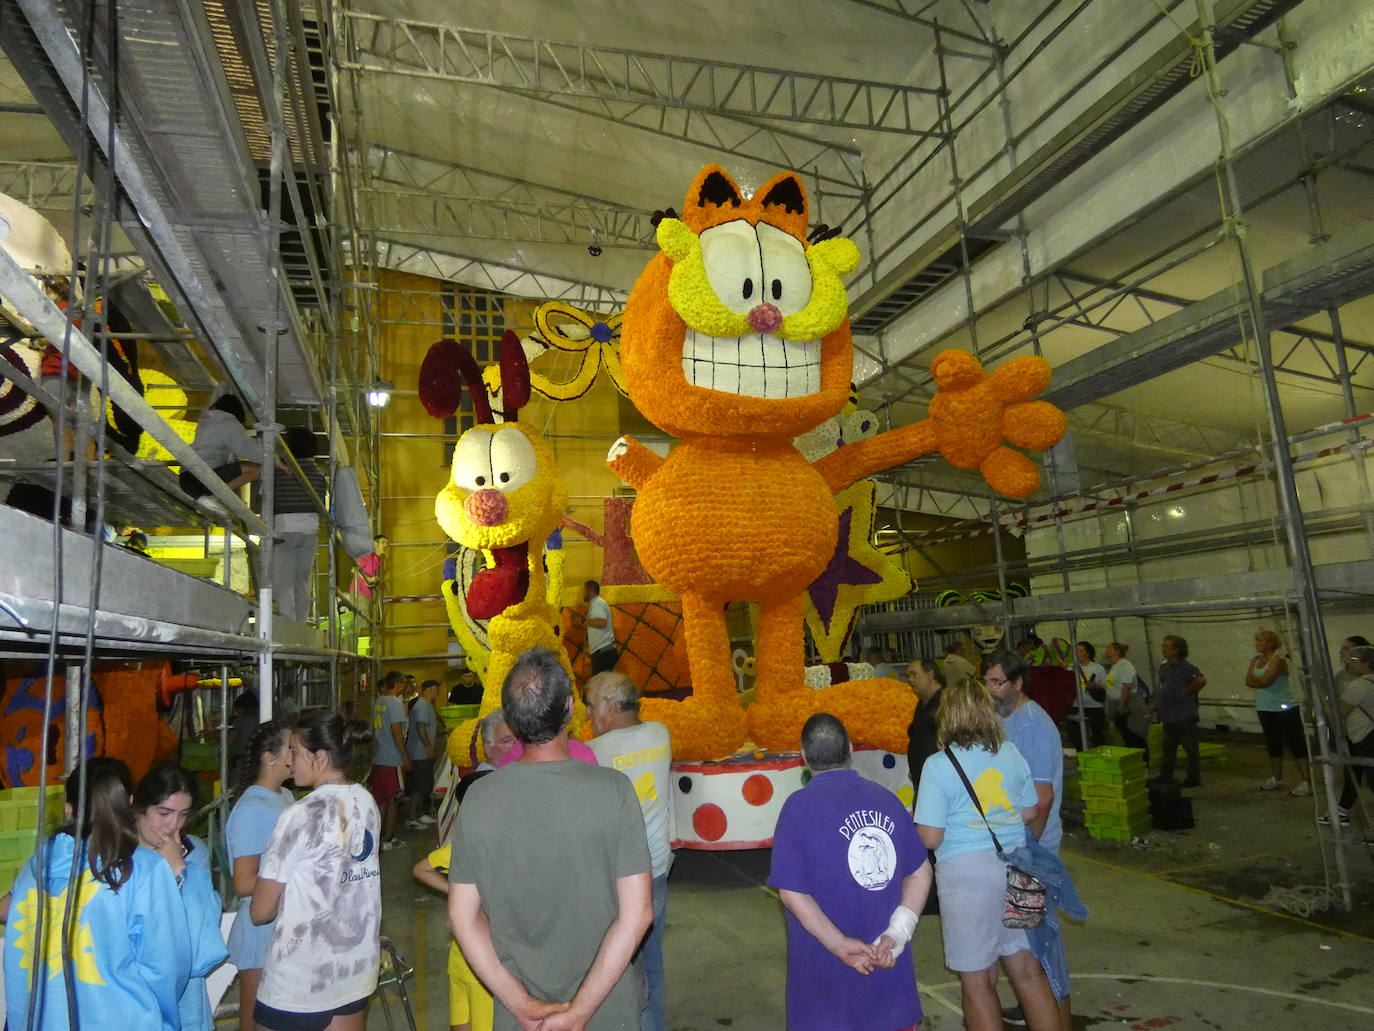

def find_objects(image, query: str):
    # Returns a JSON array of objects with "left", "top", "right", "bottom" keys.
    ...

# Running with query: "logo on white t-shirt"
[
  {"left": 847, "top": 828, "right": 895, "bottom": 891},
  {"left": 348, "top": 825, "right": 375, "bottom": 862}
]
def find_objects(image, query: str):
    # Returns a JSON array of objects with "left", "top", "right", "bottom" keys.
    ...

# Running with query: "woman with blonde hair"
[
  {"left": 914, "top": 679, "right": 1059, "bottom": 1031},
  {"left": 1246, "top": 630, "right": 1311, "bottom": 795}
]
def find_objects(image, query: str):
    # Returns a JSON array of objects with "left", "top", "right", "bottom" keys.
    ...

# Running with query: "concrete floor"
[{"left": 357, "top": 732, "right": 1374, "bottom": 1030}]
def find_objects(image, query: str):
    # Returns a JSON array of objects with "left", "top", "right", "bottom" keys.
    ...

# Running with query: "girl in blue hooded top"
[
  {"left": 3, "top": 757, "right": 193, "bottom": 1030},
  {"left": 133, "top": 762, "right": 229, "bottom": 1031}
]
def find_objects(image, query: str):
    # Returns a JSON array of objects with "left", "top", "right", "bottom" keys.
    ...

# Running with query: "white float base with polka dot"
[{"left": 671, "top": 746, "right": 913, "bottom": 850}]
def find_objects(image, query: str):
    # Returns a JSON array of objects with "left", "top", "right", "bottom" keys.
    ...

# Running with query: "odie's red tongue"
[{"left": 467, "top": 543, "right": 530, "bottom": 619}]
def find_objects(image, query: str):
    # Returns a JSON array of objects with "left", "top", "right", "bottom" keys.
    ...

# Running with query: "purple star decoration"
[{"left": 807, "top": 506, "right": 883, "bottom": 629}]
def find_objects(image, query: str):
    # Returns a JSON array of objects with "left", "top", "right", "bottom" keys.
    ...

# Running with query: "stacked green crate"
[
  {"left": 1146, "top": 725, "right": 1227, "bottom": 770},
  {"left": 1198, "top": 742, "right": 1228, "bottom": 770},
  {"left": 0, "top": 786, "right": 65, "bottom": 893},
  {"left": 1078, "top": 746, "right": 1149, "bottom": 842}
]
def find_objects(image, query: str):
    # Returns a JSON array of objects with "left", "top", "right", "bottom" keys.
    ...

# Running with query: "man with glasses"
[{"left": 982, "top": 649, "right": 1070, "bottom": 1031}]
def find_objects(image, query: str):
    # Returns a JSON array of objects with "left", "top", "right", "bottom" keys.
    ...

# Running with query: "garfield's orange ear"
[
  {"left": 754, "top": 171, "right": 808, "bottom": 241},
  {"left": 682, "top": 164, "right": 743, "bottom": 232}
]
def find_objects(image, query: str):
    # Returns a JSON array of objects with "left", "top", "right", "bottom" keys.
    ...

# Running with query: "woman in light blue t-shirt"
[
  {"left": 914, "top": 679, "right": 1059, "bottom": 1031},
  {"left": 1245, "top": 630, "right": 1311, "bottom": 796},
  {"left": 225, "top": 720, "right": 295, "bottom": 1031}
]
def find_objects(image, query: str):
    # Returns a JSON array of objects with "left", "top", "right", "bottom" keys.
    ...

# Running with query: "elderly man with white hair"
[
  {"left": 586, "top": 671, "right": 674, "bottom": 1031},
  {"left": 476, "top": 709, "right": 518, "bottom": 770}
]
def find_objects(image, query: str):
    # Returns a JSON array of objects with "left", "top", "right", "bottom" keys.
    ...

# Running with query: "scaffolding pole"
[{"left": 1195, "top": 0, "right": 1351, "bottom": 908}]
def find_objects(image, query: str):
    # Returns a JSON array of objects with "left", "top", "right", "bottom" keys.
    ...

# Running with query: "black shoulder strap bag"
[{"left": 943, "top": 746, "right": 1047, "bottom": 930}]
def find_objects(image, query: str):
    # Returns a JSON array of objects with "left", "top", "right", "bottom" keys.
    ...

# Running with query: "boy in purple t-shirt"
[{"left": 768, "top": 714, "right": 932, "bottom": 1031}]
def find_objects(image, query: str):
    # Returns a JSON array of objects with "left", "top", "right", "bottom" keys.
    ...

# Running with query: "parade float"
[{"left": 425, "top": 164, "right": 1067, "bottom": 846}]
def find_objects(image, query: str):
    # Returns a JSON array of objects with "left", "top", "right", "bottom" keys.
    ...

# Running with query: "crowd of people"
[{"left": 4, "top": 625, "right": 1371, "bottom": 1031}]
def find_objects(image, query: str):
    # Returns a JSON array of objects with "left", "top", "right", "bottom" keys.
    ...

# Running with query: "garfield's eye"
[
  {"left": 489, "top": 427, "right": 537, "bottom": 493},
  {"left": 451, "top": 432, "right": 493, "bottom": 493},
  {"left": 700, "top": 220, "right": 764, "bottom": 314},
  {"left": 757, "top": 223, "right": 812, "bottom": 316}
]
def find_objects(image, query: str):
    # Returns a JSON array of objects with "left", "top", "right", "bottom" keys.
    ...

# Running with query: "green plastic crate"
[
  {"left": 0, "top": 829, "right": 40, "bottom": 862},
  {"left": 439, "top": 704, "right": 480, "bottom": 730},
  {"left": 1081, "top": 780, "right": 1139, "bottom": 799},
  {"left": 1087, "top": 822, "right": 1147, "bottom": 843},
  {"left": 0, "top": 786, "right": 64, "bottom": 832},
  {"left": 180, "top": 741, "right": 221, "bottom": 772},
  {"left": 0, "top": 858, "right": 25, "bottom": 895},
  {"left": 1085, "top": 808, "right": 1152, "bottom": 832},
  {"left": 1084, "top": 791, "right": 1148, "bottom": 816},
  {"left": 1078, "top": 746, "right": 1146, "bottom": 770},
  {"left": 1079, "top": 764, "right": 1147, "bottom": 787}
]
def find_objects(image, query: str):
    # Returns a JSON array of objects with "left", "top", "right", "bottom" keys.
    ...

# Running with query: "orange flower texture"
[{"left": 610, "top": 164, "right": 1066, "bottom": 759}]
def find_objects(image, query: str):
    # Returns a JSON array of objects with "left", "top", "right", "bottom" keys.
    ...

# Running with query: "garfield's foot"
[
  {"left": 814, "top": 678, "right": 916, "bottom": 753},
  {"left": 748, "top": 679, "right": 916, "bottom": 753},
  {"left": 641, "top": 695, "right": 747, "bottom": 760},
  {"left": 747, "top": 695, "right": 819, "bottom": 753}
]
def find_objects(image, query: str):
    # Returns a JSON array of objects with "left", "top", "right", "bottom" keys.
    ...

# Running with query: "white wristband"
[{"left": 873, "top": 905, "right": 919, "bottom": 950}]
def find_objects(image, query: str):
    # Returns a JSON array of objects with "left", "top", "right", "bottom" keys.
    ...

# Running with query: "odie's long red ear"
[
  {"left": 498, "top": 329, "right": 531, "bottom": 421},
  {"left": 419, "top": 339, "right": 493, "bottom": 424}
]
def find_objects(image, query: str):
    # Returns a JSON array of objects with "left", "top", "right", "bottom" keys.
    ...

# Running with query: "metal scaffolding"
[
  {"left": 1, "top": 0, "right": 382, "bottom": 729},
  {"left": 855, "top": 1, "right": 1374, "bottom": 911}
]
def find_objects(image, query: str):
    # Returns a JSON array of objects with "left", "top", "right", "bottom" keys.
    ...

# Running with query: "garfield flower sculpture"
[
  {"left": 612, "top": 164, "right": 1067, "bottom": 757},
  {"left": 420, "top": 331, "right": 575, "bottom": 763}
]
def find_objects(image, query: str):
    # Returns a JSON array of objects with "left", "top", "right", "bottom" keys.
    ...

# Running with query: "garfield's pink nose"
[
  {"left": 747, "top": 302, "right": 783, "bottom": 334},
  {"left": 464, "top": 488, "right": 508, "bottom": 526}
]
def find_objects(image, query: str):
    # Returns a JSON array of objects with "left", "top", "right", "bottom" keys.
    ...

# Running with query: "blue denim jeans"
[{"left": 641, "top": 872, "right": 669, "bottom": 1031}]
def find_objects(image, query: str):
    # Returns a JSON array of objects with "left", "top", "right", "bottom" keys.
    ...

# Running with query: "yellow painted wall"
[
  {"left": 377, "top": 272, "right": 450, "bottom": 685},
  {"left": 375, "top": 273, "right": 629, "bottom": 686}
]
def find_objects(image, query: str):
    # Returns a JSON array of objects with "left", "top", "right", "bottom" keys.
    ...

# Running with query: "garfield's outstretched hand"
[{"left": 926, "top": 349, "right": 1067, "bottom": 499}]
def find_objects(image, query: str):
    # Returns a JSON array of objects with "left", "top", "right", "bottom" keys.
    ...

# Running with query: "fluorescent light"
[{"left": 365, "top": 379, "right": 394, "bottom": 408}]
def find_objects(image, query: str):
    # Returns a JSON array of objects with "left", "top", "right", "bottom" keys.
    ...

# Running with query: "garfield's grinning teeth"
[{"left": 679, "top": 329, "right": 820, "bottom": 398}]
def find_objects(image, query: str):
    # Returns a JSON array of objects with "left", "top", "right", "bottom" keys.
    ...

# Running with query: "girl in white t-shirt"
[
  {"left": 1105, "top": 642, "right": 1147, "bottom": 755},
  {"left": 250, "top": 713, "right": 381, "bottom": 1031}
]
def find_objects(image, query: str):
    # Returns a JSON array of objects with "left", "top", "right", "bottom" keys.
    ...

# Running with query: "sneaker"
[
  {"left": 1316, "top": 808, "right": 1350, "bottom": 826},
  {"left": 404, "top": 819, "right": 424, "bottom": 831},
  {"left": 380, "top": 838, "right": 407, "bottom": 853},
  {"left": 1290, "top": 782, "right": 1313, "bottom": 798},
  {"left": 417, "top": 814, "right": 436, "bottom": 826},
  {"left": 1001, "top": 1005, "right": 1027, "bottom": 1026},
  {"left": 1260, "top": 777, "right": 1282, "bottom": 791}
]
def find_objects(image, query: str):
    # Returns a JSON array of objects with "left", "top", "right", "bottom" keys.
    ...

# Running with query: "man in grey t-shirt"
[
  {"left": 370, "top": 670, "right": 411, "bottom": 852},
  {"left": 405, "top": 679, "right": 440, "bottom": 829},
  {"left": 450, "top": 648, "right": 652, "bottom": 1031}
]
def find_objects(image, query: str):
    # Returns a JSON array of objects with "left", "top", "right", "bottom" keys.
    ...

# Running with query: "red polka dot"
[
  {"left": 692, "top": 803, "right": 728, "bottom": 842},
  {"left": 742, "top": 774, "right": 774, "bottom": 807}
]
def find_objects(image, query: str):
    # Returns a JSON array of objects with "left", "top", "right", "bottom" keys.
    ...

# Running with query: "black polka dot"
[{"left": 678, "top": 776, "right": 693, "bottom": 794}]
